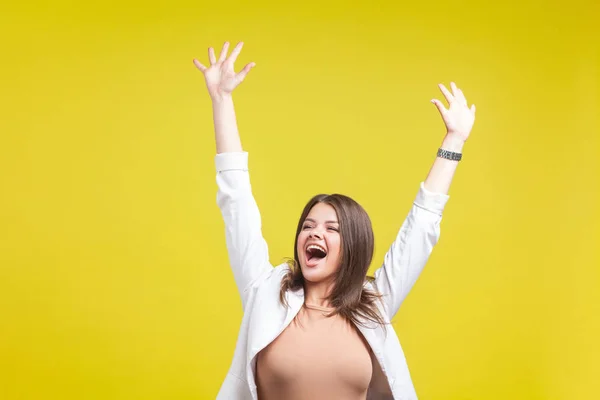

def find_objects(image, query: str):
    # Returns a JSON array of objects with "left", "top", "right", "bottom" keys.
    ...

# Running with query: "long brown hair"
[{"left": 280, "top": 193, "right": 386, "bottom": 328}]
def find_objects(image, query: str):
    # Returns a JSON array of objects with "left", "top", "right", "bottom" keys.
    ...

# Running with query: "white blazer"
[{"left": 214, "top": 152, "right": 450, "bottom": 400}]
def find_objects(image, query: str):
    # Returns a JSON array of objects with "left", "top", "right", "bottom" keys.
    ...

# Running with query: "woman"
[{"left": 194, "top": 41, "right": 476, "bottom": 400}]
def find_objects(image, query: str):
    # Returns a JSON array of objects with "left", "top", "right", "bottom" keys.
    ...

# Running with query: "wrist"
[
  {"left": 211, "top": 92, "right": 233, "bottom": 105},
  {"left": 441, "top": 133, "right": 466, "bottom": 153}
]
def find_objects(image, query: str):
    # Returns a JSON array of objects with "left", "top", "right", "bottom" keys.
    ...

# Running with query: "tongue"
[{"left": 306, "top": 254, "right": 324, "bottom": 267}]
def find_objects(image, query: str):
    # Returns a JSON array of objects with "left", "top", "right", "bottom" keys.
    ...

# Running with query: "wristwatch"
[{"left": 437, "top": 148, "right": 462, "bottom": 161}]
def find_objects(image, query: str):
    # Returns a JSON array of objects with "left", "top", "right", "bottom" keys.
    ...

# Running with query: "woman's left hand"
[{"left": 431, "top": 82, "right": 476, "bottom": 142}]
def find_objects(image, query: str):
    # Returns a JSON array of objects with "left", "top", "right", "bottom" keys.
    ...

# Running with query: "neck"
[{"left": 303, "top": 279, "right": 335, "bottom": 307}]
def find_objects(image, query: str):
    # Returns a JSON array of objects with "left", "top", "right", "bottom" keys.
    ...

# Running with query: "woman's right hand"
[{"left": 193, "top": 41, "right": 256, "bottom": 102}]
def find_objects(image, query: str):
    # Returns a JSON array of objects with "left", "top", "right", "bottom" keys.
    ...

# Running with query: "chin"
[{"left": 300, "top": 264, "right": 332, "bottom": 284}]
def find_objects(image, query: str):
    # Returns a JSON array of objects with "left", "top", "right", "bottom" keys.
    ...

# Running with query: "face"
[{"left": 296, "top": 202, "right": 342, "bottom": 284}]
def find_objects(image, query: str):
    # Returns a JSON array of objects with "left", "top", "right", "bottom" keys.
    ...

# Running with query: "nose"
[{"left": 309, "top": 229, "right": 323, "bottom": 239}]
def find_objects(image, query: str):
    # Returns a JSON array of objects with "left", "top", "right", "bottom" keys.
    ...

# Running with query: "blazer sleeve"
[
  {"left": 215, "top": 152, "right": 273, "bottom": 307},
  {"left": 373, "top": 182, "right": 450, "bottom": 318}
]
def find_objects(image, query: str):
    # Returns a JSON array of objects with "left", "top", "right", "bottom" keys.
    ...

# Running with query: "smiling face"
[
  {"left": 282, "top": 193, "right": 383, "bottom": 328},
  {"left": 288, "top": 193, "right": 375, "bottom": 304},
  {"left": 296, "top": 202, "right": 342, "bottom": 284}
]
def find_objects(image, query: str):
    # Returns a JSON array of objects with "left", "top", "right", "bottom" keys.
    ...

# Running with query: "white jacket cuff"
[
  {"left": 414, "top": 182, "right": 450, "bottom": 216},
  {"left": 215, "top": 152, "right": 249, "bottom": 172}
]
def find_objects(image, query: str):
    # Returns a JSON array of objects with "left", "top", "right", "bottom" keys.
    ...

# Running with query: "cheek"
[
  {"left": 327, "top": 237, "right": 342, "bottom": 264},
  {"left": 296, "top": 233, "right": 307, "bottom": 255}
]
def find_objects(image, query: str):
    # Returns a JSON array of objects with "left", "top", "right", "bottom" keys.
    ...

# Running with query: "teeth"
[{"left": 307, "top": 244, "right": 327, "bottom": 253}]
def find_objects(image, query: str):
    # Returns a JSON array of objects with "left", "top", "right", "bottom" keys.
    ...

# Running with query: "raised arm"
[
  {"left": 195, "top": 42, "right": 271, "bottom": 308},
  {"left": 374, "top": 82, "right": 476, "bottom": 317}
]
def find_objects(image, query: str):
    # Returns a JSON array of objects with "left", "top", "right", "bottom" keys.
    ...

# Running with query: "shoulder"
[
  {"left": 250, "top": 262, "right": 291, "bottom": 289},
  {"left": 244, "top": 262, "right": 296, "bottom": 307}
]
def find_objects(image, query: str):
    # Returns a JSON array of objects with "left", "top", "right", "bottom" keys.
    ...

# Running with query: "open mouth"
[{"left": 305, "top": 244, "right": 327, "bottom": 265}]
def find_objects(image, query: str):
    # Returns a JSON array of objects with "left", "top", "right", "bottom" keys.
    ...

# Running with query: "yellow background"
[{"left": 1, "top": 0, "right": 598, "bottom": 398}]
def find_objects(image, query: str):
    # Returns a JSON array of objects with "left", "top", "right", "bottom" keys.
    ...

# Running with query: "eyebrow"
[{"left": 304, "top": 218, "right": 339, "bottom": 224}]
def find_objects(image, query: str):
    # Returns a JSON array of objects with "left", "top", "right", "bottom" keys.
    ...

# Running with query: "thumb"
[
  {"left": 234, "top": 62, "right": 256, "bottom": 85},
  {"left": 431, "top": 99, "right": 447, "bottom": 118}
]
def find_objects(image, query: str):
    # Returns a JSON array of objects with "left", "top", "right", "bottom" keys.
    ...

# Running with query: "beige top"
[{"left": 256, "top": 303, "right": 373, "bottom": 400}]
